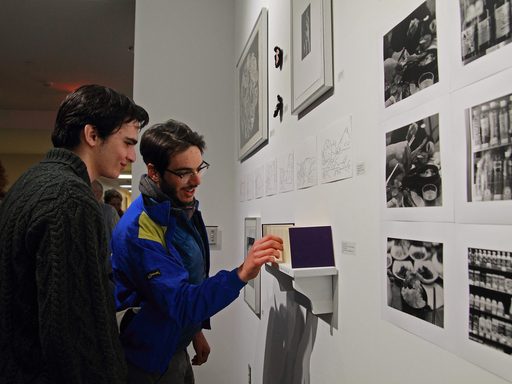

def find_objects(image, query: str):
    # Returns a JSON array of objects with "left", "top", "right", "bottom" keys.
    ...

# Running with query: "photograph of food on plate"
[
  {"left": 383, "top": 0, "right": 438, "bottom": 107},
  {"left": 386, "top": 237, "right": 444, "bottom": 327},
  {"left": 385, "top": 113, "right": 442, "bottom": 208}
]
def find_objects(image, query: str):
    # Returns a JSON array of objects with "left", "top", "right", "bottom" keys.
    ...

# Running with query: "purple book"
[{"left": 288, "top": 226, "right": 335, "bottom": 268}]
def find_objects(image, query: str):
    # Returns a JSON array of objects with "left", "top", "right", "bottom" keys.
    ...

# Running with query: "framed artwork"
[
  {"left": 383, "top": 0, "right": 438, "bottom": 108},
  {"left": 452, "top": 69, "right": 512, "bottom": 225},
  {"left": 262, "top": 223, "right": 295, "bottom": 265},
  {"left": 382, "top": 221, "right": 455, "bottom": 352},
  {"left": 244, "top": 217, "right": 262, "bottom": 316},
  {"left": 454, "top": 223, "right": 512, "bottom": 383},
  {"left": 237, "top": 8, "right": 268, "bottom": 161},
  {"left": 291, "top": 0, "right": 333, "bottom": 115},
  {"left": 459, "top": 0, "right": 512, "bottom": 66}
]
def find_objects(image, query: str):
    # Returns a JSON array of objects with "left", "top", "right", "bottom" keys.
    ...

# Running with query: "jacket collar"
[{"left": 42, "top": 148, "right": 90, "bottom": 184}]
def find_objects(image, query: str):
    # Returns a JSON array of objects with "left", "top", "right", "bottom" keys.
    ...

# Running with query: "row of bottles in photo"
[
  {"left": 471, "top": 95, "right": 512, "bottom": 150},
  {"left": 470, "top": 293, "right": 511, "bottom": 317},
  {"left": 469, "top": 269, "right": 512, "bottom": 292},
  {"left": 462, "top": 0, "right": 512, "bottom": 61},
  {"left": 469, "top": 313, "right": 512, "bottom": 349},
  {"left": 468, "top": 248, "right": 512, "bottom": 270},
  {"left": 473, "top": 146, "right": 512, "bottom": 201}
]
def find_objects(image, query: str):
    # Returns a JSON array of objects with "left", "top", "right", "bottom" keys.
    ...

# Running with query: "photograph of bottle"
[
  {"left": 460, "top": 0, "right": 512, "bottom": 65},
  {"left": 468, "top": 92, "right": 512, "bottom": 202},
  {"left": 468, "top": 247, "right": 512, "bottom": 355}
]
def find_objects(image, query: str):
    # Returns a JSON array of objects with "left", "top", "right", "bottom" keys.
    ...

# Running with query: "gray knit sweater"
[{"left": 0, "top": 148, "right": 126, "bottom": 383}]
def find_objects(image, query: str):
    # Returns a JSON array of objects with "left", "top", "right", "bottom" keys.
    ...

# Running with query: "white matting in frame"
[
  {"left": 381, "top": 95, "right": 455, "bottom": 223},
  {"left": 447, "top": 0, "right": 512, "bottom": 93},
  {"left": 244, "top": 217, "right": 262, "bottom": 316},
  {"left": 454, "top": 224, "right": 512, "bottom": 383},
  {"left": 237, "top": 8, "right": 268, "bottom": 161},
  {"left": 382, "top": 221, "right": 456, "bottom": 352},
  {"left": 452, "top": 68, "right": 512, "bottom": 225},
  {"left": 378, "top": 0, "right": 450, "bottom": 121},
  {"left": 291, "top": 0, "right": 333, "bottom": 115}
]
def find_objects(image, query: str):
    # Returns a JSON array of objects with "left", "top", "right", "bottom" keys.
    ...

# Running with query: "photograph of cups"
[
  {"left": 468, "top": 247, "right": 512, "bottom": 355},
  {"left": 383, "top": 0, "right": 438, "bottom": 107},
  {"left": 467, "top": 92, "right": 512, "bottom": 202},
  {"left": 385, "top": 113, "right": 442, "bottom": 208},
  {"left": 387, "top": 237, "right": 444, "bottom": 328}
]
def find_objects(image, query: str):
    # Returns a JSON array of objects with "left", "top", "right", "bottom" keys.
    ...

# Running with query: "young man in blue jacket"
[{"left": 111, "top": 119, "right": 282, "bottom": 384}]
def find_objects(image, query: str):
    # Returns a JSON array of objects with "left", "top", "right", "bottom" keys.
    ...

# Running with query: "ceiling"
[{"left": 0, "top": 0, "right": 136, "bottom": 188}]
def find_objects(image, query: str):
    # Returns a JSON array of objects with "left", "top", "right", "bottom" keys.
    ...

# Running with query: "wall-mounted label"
[{"left": 342, "top": 241, "right": 356, "bottom": 256}]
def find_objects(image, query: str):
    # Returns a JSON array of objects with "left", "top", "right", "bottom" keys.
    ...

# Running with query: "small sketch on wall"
[
  {"left": 318, "top": 116, "right": 353, "bottom": 184},
  {"left": 279, "top": 151, "right": 295, "bottom": 193},
  {"left": 240, "top": 174, "right": 246, "bottom": 202},
  {"left": 255, "top": 165, "right": 265, "bottom": 199},
  {"left": 247, "top": 171, "right": 255, "bottom": 201},
  {"left": 265, "top": 158, "right": 278, "bottom": 196},
  {"left": 296, "top": 136, "right": 318, "bottom": 189}
]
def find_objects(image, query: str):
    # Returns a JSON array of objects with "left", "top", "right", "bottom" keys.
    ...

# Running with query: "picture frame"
[
  {"left": 291, "top": 0, "right": 333, "bottom": 115},
  {"left": 237, "top": 8, "right": 268, "bottom": 161},
  {"left": 262, "top": 223, "right": 295, "bottom": 265},
  {"left": 244, "top": 217, "right": 262, "bottom": 316}
]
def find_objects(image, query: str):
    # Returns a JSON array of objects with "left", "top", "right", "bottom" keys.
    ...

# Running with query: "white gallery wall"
[{"left": 133, "top": 0, "right": 511, "bottom": 383}]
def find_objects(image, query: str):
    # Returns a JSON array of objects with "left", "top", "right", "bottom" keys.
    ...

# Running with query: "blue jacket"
[{"left": 111, "top": 195, "right": 245, "bottom": 374}]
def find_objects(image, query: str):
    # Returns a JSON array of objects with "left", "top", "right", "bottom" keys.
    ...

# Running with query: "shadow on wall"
[{"left": 262, "top": 293, "right": 318, "bottom": 384}]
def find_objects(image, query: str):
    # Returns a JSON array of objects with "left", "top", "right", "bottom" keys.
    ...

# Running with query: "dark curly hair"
[
  {"left": 52, "top": 84, "right": 149, "bottom": 149},
  {"left": 140, "top": 119, "right": 206, "bottom": 176}
]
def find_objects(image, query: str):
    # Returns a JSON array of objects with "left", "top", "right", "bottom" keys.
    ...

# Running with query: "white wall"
[
  {"left": 133, "top": 1, "right": 243, "bottom": 382},
  {"left": 134, "top": 0, "right": 510, "bottom": 383}
]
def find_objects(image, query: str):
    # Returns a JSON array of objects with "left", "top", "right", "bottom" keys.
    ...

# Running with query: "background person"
[
  {"left": 105, "top": 188, "right": 125, "bottom": 217},
  {"left": 112, "top": 119, "right": 282, "bottom": 384},
  {"left": 0, "top": 84, "right": 149, "bottom": 383},
  {"left": 92, "top": 180, "right": 120, "bottom": 277}
]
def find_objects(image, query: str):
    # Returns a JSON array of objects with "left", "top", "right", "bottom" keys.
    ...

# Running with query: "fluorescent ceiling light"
[
  {"left": 120, "top": 184, "right": 132, "bottom": 188},
  {"left": 118, "top": 174, "right": 132, "bottom": 179}
]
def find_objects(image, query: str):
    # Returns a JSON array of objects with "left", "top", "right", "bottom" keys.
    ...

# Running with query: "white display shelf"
[{"left": 265, "top": 262, "right": 338, "bottom": 314}]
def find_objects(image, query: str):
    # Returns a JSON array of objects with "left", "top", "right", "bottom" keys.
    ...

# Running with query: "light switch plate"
[{"left": 205, "top": 226, "right": 218, "bottom": 245}]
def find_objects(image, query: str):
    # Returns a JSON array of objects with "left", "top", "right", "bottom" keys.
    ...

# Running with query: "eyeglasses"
[{"left": 165, "top": 161, "right": 210, "bottom": 182}]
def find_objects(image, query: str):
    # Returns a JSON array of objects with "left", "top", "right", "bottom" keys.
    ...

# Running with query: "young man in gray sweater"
[{"left": 0, "top": 84, "right": 148, "bottom": 383}]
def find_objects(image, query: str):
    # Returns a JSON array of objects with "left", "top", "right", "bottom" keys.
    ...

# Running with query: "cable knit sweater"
[{"left": 0, "top": 148, "right": 126, "bottom": 383}]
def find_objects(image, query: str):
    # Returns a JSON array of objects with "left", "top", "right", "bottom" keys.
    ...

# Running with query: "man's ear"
[
  {"left": 83, "top": 124, "right": 99, "bottom": 147},
  {"left": 147, "top": 163, "right": 160, "bottom": 184}
]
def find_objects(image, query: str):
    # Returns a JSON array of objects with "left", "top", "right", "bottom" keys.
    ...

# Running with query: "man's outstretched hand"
[{"left": 237, "top": 234, "right": 283, "bottom": 283}]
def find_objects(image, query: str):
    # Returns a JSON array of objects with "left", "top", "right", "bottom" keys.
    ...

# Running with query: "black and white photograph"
[
  {"left": 301, "top": 4, "right": 311, "bottom": 60},
  {"left": 291, "top": 0, "right": 333, "bottom": 114},
  {"left": 244, "top": 217, "right": 261, "bottom": 316},
  {"left": 386, "top": 113, "right": 442, "bottom": 208},
  {"left": 237, "top": 8, "right": 268, "bottom": 161},
  {"left": 460, "top": 0, "right": 512, "bottom": 65},
  {"left": 383, "top": 0, "right": 438, "bottom": 107},
  {"left": 466, "top": 92, "right": 512, "bottom": 202},
  {"left": 387, "top": 237, "right": 444, "bottom": 328},
  {"left": 468, "top": 246, "right": 512, "bottom": 355}
]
